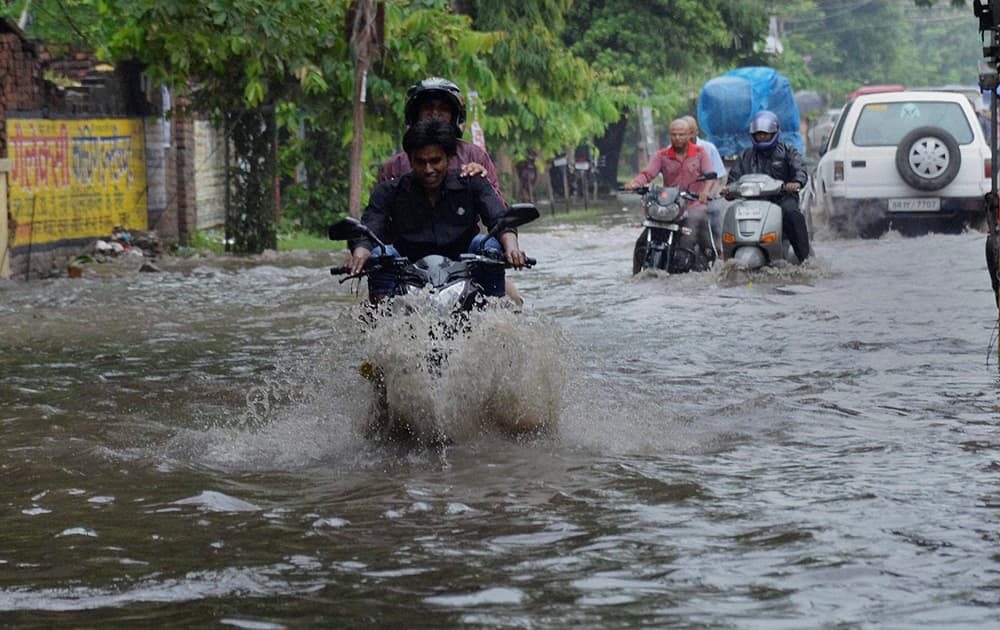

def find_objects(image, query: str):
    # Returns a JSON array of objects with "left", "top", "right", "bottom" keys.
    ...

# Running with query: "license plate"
[
  {"left": 888, "top": 197, "right": 940, "bottom": 212},
  {"left": 735, "top": 206, "right": 763, "bottom": 219}
]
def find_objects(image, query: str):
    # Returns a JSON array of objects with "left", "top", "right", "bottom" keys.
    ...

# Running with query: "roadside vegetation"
[{"left": 4, "top": 0, "right": 974, "bottom": 252}]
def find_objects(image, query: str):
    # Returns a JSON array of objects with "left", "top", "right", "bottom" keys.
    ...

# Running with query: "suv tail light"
[
  {"left": 834, "top": 161, "right": 844, "bottom": 181},
  {"left": 987, "top": 158, "right": 993, "bottom": 181}
]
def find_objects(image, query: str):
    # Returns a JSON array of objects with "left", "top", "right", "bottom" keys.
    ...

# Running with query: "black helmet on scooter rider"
[
  {"left": 404, "top": 77, "right": 466, "bottom": 137},
  {"left": 749, "top": 110, "right": 781, "bottom": 152}
]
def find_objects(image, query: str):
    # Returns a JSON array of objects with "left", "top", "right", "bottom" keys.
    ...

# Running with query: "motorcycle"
[
  {"left": 328, "top": 204, "right": 540, "bottom": 444},
  {"left": 622, "top": 172, "right": 718, "bottom": 275},
  {"left": 721, "top": 173, "right": 800, "bottom": 269}
]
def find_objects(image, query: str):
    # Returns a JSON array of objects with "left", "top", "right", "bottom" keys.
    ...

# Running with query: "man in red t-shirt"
[
  {"left": 625, "top": 118, "right": 716, "bottom": 256},
  {"left": 625, "top": 119, "right": 714, "bottom": 201}
]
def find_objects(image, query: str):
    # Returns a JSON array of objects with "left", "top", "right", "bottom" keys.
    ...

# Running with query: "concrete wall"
[
  {"left": 194, "top": 120, "right": 226, "bottom": 229},
  {"left": 0, "top": 18, "right": 219, "bottom": 279}
]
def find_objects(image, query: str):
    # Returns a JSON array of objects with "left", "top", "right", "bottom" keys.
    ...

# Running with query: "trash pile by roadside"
[
  {"left": 92, "top": 226, "right": 163, "bottom": 260},
  {"left": 60, "top": 227, "right": 164, "bottom": 277}
]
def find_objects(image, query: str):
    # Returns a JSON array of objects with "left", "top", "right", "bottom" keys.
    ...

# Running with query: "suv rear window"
[{"left": 851, "top": 101, "right": 973, "bottom": 146}]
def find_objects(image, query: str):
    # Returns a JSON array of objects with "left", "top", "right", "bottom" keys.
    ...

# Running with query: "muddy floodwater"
[{"left": 1, "top": 209, "right": 999, "bottom": 628}]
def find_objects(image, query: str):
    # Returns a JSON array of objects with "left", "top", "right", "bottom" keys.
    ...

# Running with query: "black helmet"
[{"left": 404, "top": 77, "right": 466, "bottom": 137}]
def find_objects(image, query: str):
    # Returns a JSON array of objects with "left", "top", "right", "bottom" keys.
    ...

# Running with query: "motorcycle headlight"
[
  {"left": 648, "top": 202, "right": 680, "bottom": 222},
  {"left": 431, "top": 282, "right": 466, "bottom": 311}
]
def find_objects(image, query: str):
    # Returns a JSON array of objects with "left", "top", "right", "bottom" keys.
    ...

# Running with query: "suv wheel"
[
  {"left": 851, "top": 200, "right": 889, "bottom": 239},
  {"left": 894, "top": 126, "right": 961, "bottom": 191}
]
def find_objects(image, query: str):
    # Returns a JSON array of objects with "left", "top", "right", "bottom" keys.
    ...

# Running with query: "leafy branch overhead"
[{"left": 4, "top": 0, "right": 985, "bottom": 233}]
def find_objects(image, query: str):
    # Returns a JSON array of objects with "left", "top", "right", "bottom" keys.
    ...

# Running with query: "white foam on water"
[
  {"left": 174, "top": 490, "right": 261, "bottom": 513},
  {"left": 356, "top": 300, "right": 573, "bottom": 444},
  {"left": 713, "top": 256, "right": 834, "bottom": 288}
]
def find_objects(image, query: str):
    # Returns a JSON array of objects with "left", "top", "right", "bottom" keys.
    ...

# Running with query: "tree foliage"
[
  {"left": 775, "top": 0, "right": 983, "bottom": 104},
  {"left": 1, "top": 0, "right": 989, "bottom": 233},
  {"left": 461, "top": 0, "right": 623, "bottom": 158}
]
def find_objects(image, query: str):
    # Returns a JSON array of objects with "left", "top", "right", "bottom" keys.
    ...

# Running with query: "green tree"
[
  {"left": 35, "top": 0, "right": 344, "bottom": 251},
  {"left": 443, "top": 0, "right": 623, "bottom": 198},
  {"left": 777, "top": 0, "right": 983, "bottom": 104},
  {"left": 562, "top": 0, "right": 769, "bottom": 188}
]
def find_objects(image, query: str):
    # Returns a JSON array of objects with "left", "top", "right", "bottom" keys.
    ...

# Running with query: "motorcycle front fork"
[{"left": 646, "top": 230, "right": 674, "bottom": 272}]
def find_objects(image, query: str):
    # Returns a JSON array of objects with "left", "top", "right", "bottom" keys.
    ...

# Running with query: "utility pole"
[
  {"left": 347, "top": 1, "right": 383, "bottom": 219},
  {"left": 975, "top": 1, "right": 1000, "bottom": 363}
]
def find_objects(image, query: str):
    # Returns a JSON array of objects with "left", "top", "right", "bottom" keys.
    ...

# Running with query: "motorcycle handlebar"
[
  {"left": 723, "top": 184, "right": 790, "bottom": 200},
  {"left": 331, "top": 256, "right": 537, "bottom": 278},
  {"left": 618, "top": 185, "right": 649, "bottom": 195},
  {"left": 473, "top": 256, "right": 537, "bottom": 269}
]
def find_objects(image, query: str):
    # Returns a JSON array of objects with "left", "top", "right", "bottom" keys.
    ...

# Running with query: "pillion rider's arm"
[
  {"left": 378, "top": 151, "right": 408, "bottom": 184},
  {"left": 458, "top": 141, "right": 505, "bottom": 204}
]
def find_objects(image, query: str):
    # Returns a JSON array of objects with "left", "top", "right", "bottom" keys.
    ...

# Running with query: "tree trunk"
[
  {"left": 347, "top": 0, "right": 382, "bottom": 218},
  {"left": 594, "top": 112, "right": 628, "bottom": 194},
  {"left": 348, "top": 63, "right": 367, "bottom": 218}
]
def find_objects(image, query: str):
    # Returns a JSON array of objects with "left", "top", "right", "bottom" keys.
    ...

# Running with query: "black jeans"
[{"left": 778, "top": 196, "right": 811, "bottom": 263}]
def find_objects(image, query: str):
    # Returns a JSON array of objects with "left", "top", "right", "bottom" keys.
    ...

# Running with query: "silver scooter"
[{"left": 721, "top": 173, "right": 800, "bottom": 269}]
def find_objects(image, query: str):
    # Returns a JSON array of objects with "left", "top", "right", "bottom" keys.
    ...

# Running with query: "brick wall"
[{"left": 0, "top": 28, "right": 45, "bottom": 158}]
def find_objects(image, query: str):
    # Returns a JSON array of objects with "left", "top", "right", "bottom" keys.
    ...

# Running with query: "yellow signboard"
[{"left": 7, "top": 118, "right": 147, "bottom": 246}]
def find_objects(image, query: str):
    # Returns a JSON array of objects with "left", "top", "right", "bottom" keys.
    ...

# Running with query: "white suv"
[{"left": 812, "top": 90, "right": 990, "bottom": 237}]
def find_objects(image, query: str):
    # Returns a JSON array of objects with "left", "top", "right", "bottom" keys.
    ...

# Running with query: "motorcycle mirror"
[
  {"left": 487, "top": 203, "right": 540, "bottom": 239},
  {"left": 328, "top": 217, "right": 388, "bottom": 251}
]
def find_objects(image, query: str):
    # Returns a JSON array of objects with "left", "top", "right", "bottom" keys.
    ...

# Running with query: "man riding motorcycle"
[
  {"left": 624, "top": 118, "right": 716, "bottom": 258},
  {"left": 378, "top": 76, "right": 524, "bottom": 306},
  {"left": 345, "top": 117, "right": 528, "bottom": 301},
  {"left": 379, "top": 76, "right": 502, "bottom": 199}
]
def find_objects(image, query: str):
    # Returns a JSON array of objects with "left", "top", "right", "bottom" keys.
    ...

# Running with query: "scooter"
[
  {"left": 622, "top": 172, "right": 718, "bottom": 275},
  {"left": 328, "top": 204, "right": 539, "bottom": 444},
  {"left": 721, "top": 173, "right": 800, "bottom": 269}
]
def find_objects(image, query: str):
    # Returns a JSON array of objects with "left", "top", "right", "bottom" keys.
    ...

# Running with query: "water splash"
[
  {"left": 713, "top": 256, "right": 832, "bottom": 288},
  {"left": 355, "top": 298, "right": 573, "bottom": 444}
]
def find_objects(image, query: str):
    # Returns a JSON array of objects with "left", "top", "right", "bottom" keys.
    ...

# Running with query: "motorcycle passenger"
[
  {"left": 624, "top": 118, "right": 716, "bottom": 257},
  {"left": 723, "top": 110, "right": 811, "bottom": 263},
  {"left": 680, "top": 115, "right": 726, "bottom": 248},
  {"left": 345, "top": 117, "right": 528, "bottom": 301},
  {"left": 379, "top": 77, "right": 502, "bottom": 200}
]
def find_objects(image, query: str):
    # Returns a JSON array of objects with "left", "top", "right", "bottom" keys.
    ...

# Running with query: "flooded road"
[{"left": 1, "top": 210, "right": 999, "bottom": 627}]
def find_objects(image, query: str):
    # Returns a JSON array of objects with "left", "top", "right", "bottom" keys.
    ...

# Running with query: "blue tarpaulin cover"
[{"left": 697, "top": 66, "right": 803, "bottom": 157}]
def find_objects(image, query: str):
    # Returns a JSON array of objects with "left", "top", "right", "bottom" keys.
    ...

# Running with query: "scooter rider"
[
  {"left": 346, "top": 118, "right": 527, "bottom": 300},
  {"left": 722, "top": 110, "right": 811, "bottom": 263}
]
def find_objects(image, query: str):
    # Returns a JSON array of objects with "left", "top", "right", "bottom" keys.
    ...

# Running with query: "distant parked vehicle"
[{"left": 808, "top": 108, "right": 842, "bottom": 156}]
